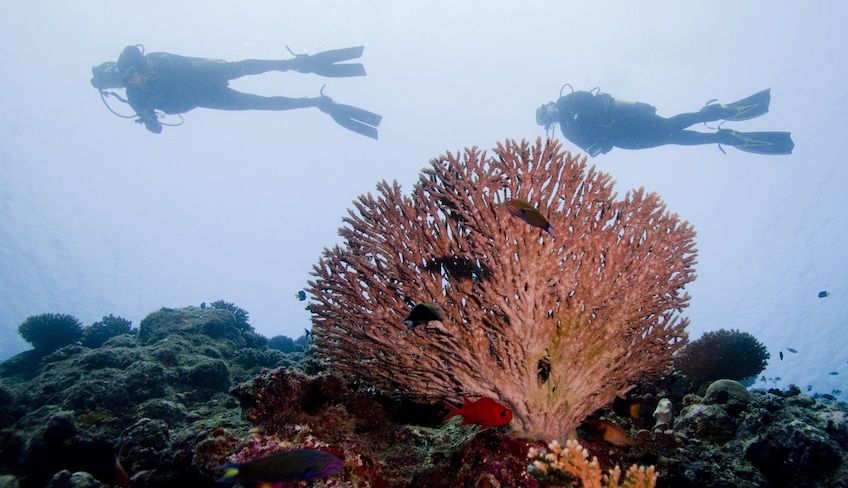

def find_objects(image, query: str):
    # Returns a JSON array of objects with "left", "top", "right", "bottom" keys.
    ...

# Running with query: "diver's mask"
[
  {"left": 535, "top": 102, "right": 558, "bottom": 130},
  {"left": 90, "top": 62, "right": 123, "bottom": 89}
]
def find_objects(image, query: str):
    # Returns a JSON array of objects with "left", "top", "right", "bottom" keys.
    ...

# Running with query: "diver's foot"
[
  {"left": 700, "top": 103, "right": 736, "bottom": 121},
  {"left": 704, "top": 89, "right": 771, "bottom": 122}
]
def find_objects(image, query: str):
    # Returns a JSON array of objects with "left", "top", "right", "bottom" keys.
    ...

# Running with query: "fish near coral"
[
  {"left": 443, "top": 397, "right": 513, "bottom": 429},
  {"left": 295, "top": 290, "right": 307, "bottom": 301},
  {"left": 581, "top": 419, "right": 636, "bottom": 447},
  {"left": 613, "top": 396, "right": 643, "bottom": 420},
  {"left": 505, "top": 199, "right": 554, "bottom": 234},
  {"left": 402, "top": 303, "right": 445, "bottom": 328},
  {"left": 217, "top": 449, "right": 344, "bottom": 483}
]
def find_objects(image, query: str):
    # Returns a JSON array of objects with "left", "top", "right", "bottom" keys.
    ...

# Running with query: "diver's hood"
[
  {"left": 90, "top": 62, "right": 123, "bottom": 89},
  {"left": 535, "top": 102, "right": 558, "bottom": 128}
]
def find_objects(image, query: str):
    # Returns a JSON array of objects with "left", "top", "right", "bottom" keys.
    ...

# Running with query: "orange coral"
[
  {"left": 528, "top": 439, "right": 658, "bottom": 488},
  {"left": 309, "top": 138, "right": 697, "bottom": 439}
]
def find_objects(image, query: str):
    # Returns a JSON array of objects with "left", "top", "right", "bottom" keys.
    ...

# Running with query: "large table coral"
[{"left": 309, "top": 138, "right": 697, "bottom": 439}]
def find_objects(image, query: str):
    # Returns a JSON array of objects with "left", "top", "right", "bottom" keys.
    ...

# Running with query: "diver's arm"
[
  {"left": 137, "top": 111, "right": 162, "bottom": 134},
  {"left": 126, "top": 90, "right": 162, "bottom": 134}
]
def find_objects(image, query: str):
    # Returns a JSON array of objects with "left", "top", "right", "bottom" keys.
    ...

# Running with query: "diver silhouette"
[
  {"left": 91, "top": 45, "right": 382, "bottom": 139},
  {"left": 536, "top": 87, "right": 793, "bottom": 156}
]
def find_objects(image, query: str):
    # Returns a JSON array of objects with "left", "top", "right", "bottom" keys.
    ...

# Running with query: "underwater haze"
[{"left": 1, "top": 0, "right": 846, "bottom": 399}]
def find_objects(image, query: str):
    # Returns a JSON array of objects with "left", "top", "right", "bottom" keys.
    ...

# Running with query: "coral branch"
[
  {"left": 528, "top": 439, "right": 658, "bottom": 488},
  {"left": 309, "top": 138, "right": 697, "bottom": 438}
]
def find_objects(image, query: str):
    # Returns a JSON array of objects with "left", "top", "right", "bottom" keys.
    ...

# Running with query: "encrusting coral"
[
  {"left": 309, "top": 138, "right": 697, "bottom": 439},
  {"left": 528, "top": 439, "right": 658, "bottom": 488}
]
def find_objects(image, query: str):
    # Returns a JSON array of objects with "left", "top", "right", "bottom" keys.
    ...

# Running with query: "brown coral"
[{"left": 309, "top": 138, "right": 697, "bottom": 439}]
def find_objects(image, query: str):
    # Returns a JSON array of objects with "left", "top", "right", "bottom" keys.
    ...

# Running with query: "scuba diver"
[
  {"left": 536, "top": 87, "right": 793, "bottom": 156},
  {"left": 91, "top": 45, "right": 382, "bottom": 139}
]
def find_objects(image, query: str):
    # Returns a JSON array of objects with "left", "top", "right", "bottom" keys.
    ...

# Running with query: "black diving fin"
[
  {"left": 718, "top": 129, "right": 794, "bottom": 155},
  {"left": 286, "top": 45, "right": 367, "bottom": 77},
  {"left": 705, "top": 89, "right": 771, "bottom": 122},
  {"left": 317, "top": 87, "right": 382, "bottom": 140}
]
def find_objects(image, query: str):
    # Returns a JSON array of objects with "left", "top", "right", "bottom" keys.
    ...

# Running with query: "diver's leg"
[
  {"left": 215, "top": 59, "right": 295, "bottom": 80},
  {"left": 665, "top": 111, "right": 722, "bottom": 131},
  {"left": 667, "top": 130, "right": 722, "bottom": 146},
  {"left": 197, "top": 87, "right": 318, "bottom": 111}
]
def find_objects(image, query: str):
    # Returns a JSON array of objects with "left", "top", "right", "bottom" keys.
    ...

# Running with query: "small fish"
[
  {"left": 806, "top": 385, "right": 813, "bottom": 392},
  {"left": 774, "top": 377, "right": 782, "bottom": 381},
  {"left": 612, "top": 396, "right": 643, "bottom": 420},
  {"left": 505, "top": 199, "right": 554, "bottom": 234},
  {"left": 779, "top": 351, "right": 783, "bottom": 361},
  {"left": 403, "top": 303, "right": 446, "bottom": 328},
  {"left": 294, "top": 290, "right": 307, "bottom": 301},
  {"left": 443, "top": 397, "right": 513, "bottom": 429},
  {"left": 819, "top": 393, "right": 836, "bottom": 401},
  {"left": 217, "top": 449, "right": 344, "bottom": 483},
  {"left": 818, "top": 291, "right": 830, "bottom": 298},
  {"left": 760, "top": 376, "right": 767, "bottom": 383},
  {"left": 787, "top": 347, "right": 798, "bottom": 353},
  {"left": 582, "top": 419, "right": 636, "bottom": 447},
  {"left": 829, "top": 371, "right": 839, "bottom": 376},
  {"left": 832, "top": 389, "right": 843, "bottom": 396}
]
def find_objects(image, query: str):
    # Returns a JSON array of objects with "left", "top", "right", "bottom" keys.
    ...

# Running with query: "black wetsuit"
[
  {"left": 555, "top": 91, "right": 726, "bottom": 156},
  {"left": 114, "top": 46, "right": 312, "bottom": 133}
]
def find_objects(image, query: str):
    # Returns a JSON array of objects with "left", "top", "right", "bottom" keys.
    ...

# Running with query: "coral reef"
[
  {"left": 2, "top": 303, "right": 845, "bottom": 487},
  {"left": 17, "top": 314, "right": 83, "bottom": 354},
  {"left": 80, "top": 315, "right": 133, "bottom": 349},
  {"left": 0, "top": 306, "right": 298, "bottom": 487},
  {"left": 208, "top": 300, "right": 252, "bottom": 332},
  {"left": 309, "top": 138, "right": 698, "bottom": 438},
  {"left": 673, "top": 328, "right": 769, "bottom": 389}
]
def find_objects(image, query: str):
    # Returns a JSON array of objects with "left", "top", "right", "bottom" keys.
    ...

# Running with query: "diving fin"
[
  {"left": 317, "top": 86, "right": 381, "bottom": 139},
  {"left": 286, "top": 45, "right": 367, "bottom": 77},
  {"left": 718, "top": 129, "right": 794, "bottom": 155},
  {"left": 328, "top": 111, "right": 380, "bottom": 139},
  {"left": 706, "top": 89, "right": 771, "bottom": 121}
]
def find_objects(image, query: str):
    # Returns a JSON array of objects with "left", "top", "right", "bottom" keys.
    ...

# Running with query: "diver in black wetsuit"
[
  {"left": 535, "top": 88, "right": 793, "bottom": 156},
  {"left": 91, "top": 45, "right": 382, "bottom": 139}
]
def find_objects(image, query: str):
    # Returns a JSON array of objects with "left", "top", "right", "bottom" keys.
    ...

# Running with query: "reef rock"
[{"left": 0, "top": 306, "right": 299, "bottom": 487}]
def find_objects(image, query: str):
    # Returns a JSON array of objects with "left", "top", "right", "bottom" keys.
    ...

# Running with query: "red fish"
[{"left": 443, "top": 397, "right": 513, "bottom": 429}]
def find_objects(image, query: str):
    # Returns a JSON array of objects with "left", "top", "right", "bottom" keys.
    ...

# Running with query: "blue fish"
[
  {"left": 779, "top": 351, "right": 783, "bottom": 361},
  {"left": 295, "top": 290, "right": 307, "bottom": 301},
  {"left": 829, "top": 371, "right": 839, "bottom": 376},
  {"left": 787, "top": 347, "right": 798, "bottom": 353},
  {"left": 806, "top": 385, "right": 813, "bottom": 392},
  {"left": 217, "top": 449, "right": 344, "bottom": 483},
  {"left": 818, "top": 291, "right": 830, "bottom": 298}
]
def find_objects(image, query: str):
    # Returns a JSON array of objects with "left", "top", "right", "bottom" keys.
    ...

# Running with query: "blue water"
[{"left": 0, "top": 1, "right": 846, "bottom": 399}]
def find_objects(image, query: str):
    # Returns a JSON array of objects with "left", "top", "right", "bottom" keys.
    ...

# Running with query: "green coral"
[
  {"left": 75, "top": 409, "right": 115, "bottom": 427},
  {"left": 674, "top": 328, "right": 770, "bottom": 388},
  {"left": 18, "top": 313, "right": 83, "bottom": 353},
  {"left": 209, "top": 300, "right": 252, "bottom": 332},
  {"left": 81, "top": 314, "right": 133, "bottom": 348}
]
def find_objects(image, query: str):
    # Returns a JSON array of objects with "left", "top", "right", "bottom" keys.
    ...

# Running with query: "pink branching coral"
[
  {"left": 528, "top": 439, "right": 658, "bottom": 488},
  {"left": 309, "top": 138, "right": 697, "bottom": 439}
]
